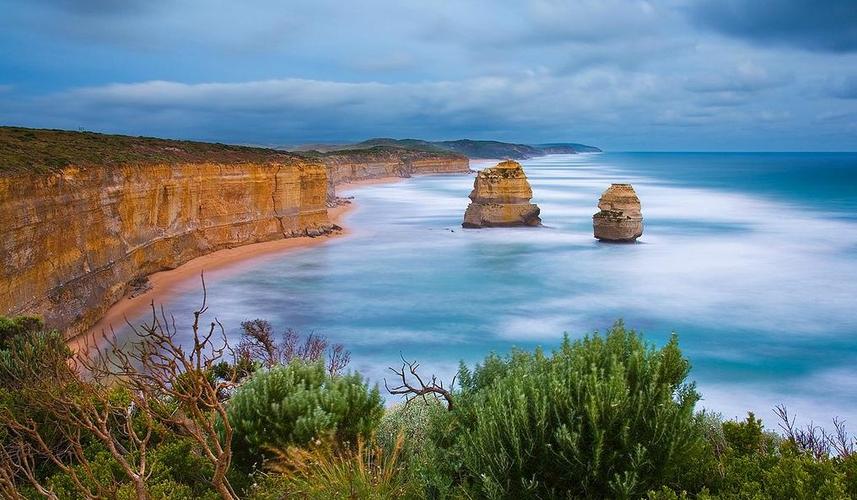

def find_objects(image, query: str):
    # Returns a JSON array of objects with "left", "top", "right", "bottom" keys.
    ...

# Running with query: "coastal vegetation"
[
  {"left": 0, "top": 126, "right": 304, "bottom": 175},
  {"left": 0, "top": 305, "right": 854, "bottom": 498}
]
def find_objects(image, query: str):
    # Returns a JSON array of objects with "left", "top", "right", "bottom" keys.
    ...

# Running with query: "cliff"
[
  {"left": 0, "top": 127, "right": 472, "bottom": 337},
  {"left": 0, "top": 128, "right": 332, "bottom": 337},
  {"left": 319, "top": 146, "right": 470, "bottom": 200},
  {"left": 462, "top": 160, "right": 541, "bottom": 228},
  {"left": 593, "top": 184, "right": 643, "bottom": 242}
]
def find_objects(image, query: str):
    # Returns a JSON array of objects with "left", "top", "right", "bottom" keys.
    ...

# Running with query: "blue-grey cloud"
[
  {"left": 688, "top": 0, "right": 857, "bottom": 53},
  {"left": 0, "top": 0, "right": 856, "bottom": 150}
]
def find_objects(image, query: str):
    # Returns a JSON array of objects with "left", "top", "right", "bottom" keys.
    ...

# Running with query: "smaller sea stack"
[
  {"left": 462, "top": 160, "right": 541, "bottom": 228},
  {"left": 593, "top": 184, "right": 643, "bottom": 242}
]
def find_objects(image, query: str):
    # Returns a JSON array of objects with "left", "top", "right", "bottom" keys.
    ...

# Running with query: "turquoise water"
[{"left": 125, "top": 153, "right": 857, "bottom": 424}]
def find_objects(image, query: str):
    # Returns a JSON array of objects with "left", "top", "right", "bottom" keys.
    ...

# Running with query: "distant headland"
[{"left": 289, "top": 137, "right": 601, "bottom": 159}]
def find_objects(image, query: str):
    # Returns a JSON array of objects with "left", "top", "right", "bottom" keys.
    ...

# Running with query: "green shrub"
[
  {"left": 438, "top": 321, "right": 711, "bottom": 499},
  {"left": 0, "top": 315, "right": 44, "bottom": 349},
  {"left": 702, "top": 413, "right": 852, "bottom": 499},
  {"left": 377, "top": 398, "right": 451, "bottom": 497},
  {"left": 227, "top": 361, "right": 383, "bottom": 468}
]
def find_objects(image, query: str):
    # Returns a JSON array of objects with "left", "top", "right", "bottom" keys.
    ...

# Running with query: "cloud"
[
  {"left": 687, "top": 0, "right": 857, "bottom": 53},
  {"left": 2, "top": 70, "right": 671, "bottom": 143},
  {"left": 1, "top": 0, "right": 857, "bottom": 149},
  {"left": 684, "top": 62, "right": 791, "bottom": 93}
]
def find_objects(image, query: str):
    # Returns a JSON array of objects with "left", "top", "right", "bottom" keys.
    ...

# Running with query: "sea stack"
[
  {"left": 462, "top": 160, "right": 541, "bottom": 228},
  {"left": 593, "top": 184, "right": 643, "bottom": 242}
]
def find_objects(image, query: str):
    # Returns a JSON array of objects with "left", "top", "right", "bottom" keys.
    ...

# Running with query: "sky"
[{"left": 0, "top": 0, "right": 856, "bottom": 150}]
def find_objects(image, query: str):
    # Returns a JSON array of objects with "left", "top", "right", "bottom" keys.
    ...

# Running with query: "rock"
[
  {"left": 593, "top": 183, "right": 643, "bottom": 242},
  {"left": 127, "top": 276, "right": 152, "bottom": 298},
  {"left": 0, "top": 160, "right": 330, "bottom": 337},
  {"left": 462, "top": 160, "right": 542, "bottom": 228}
]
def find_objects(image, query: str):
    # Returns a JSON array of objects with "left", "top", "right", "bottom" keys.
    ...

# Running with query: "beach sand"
[{"left": 70, "top": 176, "right": 405, "bottom": 352}]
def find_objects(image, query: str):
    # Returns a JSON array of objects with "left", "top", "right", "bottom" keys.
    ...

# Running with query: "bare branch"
[{"left": 385, "top": 355, "right": 455, "bottom": 411}]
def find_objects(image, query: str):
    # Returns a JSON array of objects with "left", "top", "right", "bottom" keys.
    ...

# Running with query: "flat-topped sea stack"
[
  {"left": 593, "top": 183, "right": 643, "bottom": 242},
  {"left": 462, "top": 160, "right": 541, "bottom": 228}
]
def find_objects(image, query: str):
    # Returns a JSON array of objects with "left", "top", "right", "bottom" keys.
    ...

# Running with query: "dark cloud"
[{"left": 688, "top": 0, "right": 857, "bottom": 53}]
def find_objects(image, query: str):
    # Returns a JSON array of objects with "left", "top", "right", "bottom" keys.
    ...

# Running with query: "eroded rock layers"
[
  {"left": 592, "top": 183, "right": 643, "bottom": 242},
  {"left": 0, "top": 161, "right": 331, "bottom": 337},
  {"left": 462, "top": 160, "right": 541, "bottom": 228},
  {"left": 322, "top": 148, "right": 470, "bottom": 201}
]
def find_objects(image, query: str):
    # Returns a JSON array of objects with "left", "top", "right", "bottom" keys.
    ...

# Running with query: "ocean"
[{"left": 121, "top": 152, "right": 857, "bottom": 425}]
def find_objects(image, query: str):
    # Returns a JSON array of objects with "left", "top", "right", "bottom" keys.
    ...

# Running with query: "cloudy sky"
[{"left": 1, "top": 0, "right": 855, "bottom": 150}]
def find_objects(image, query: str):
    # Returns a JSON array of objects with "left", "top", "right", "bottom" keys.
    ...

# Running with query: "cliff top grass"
[
  {"left": 0, "top": 127, "right": 468, "bottom": 176},
  {"left": 0, "top": 126, "right": 306, "bottom": 175}
]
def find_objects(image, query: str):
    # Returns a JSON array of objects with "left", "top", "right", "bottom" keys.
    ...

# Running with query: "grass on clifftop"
[
  {"left": 0, "top": 126, "right": 304, "bottom": 175},
  {"left": 0, "top": 127, "right": 468, "bottom": 175}
]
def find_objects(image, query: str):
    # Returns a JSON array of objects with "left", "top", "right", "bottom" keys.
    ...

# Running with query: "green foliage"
[
  {"left": 249, "top": 437, "right": 415, "bottom": 500},
  {"left": 0, "top": 126, "right": 302, "bottom": 174},
  {"left": 0, "top": 315, "right": 43, "bottom": 349},
  {"left": 722, "top": 412, "right": 779, "bottom": 456},
  {"left": 699, "top": 413, "right": 853, "bottom": 499},
  {"left": 227, "top": 361, "right": 384, "bottom": 468},
  {"left": 377, "top": 398, "right": 451, "bottom": 497},
  {"left": 44, "top": 438, "right": 223, "bottom": 499},
  {"left": 432, "top": 321, "right": 712, "bottom": 499}
]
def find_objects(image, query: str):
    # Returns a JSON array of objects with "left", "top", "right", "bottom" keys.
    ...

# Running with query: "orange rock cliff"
[
  {"left": 0, "top": 128, "right": 470, "bottom": 337},
  {"left": 0, "top": 161, "right": 331, "bottom": 338}
]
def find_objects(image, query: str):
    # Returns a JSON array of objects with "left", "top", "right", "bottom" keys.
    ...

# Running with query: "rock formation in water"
[
  {"left": 592, "top": 183, "right": 643, "bottom": 242},
  {"left": 462, "top": 160, "right": 541, "bottom": 228}
]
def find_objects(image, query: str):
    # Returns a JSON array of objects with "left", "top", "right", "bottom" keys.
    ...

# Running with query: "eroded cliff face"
[
  {"left": 462, "top": 160, "right": 541, "bottom": 228},
  {"left": 323, "top": 149, "right": 470, "bottom": 200},
  {"left": 0, "top": 161, "right": 331, "bottom": 337}
]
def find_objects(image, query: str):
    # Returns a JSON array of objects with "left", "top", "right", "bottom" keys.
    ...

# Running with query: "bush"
[
  {"left": 249, "top": 436, "right": 414, "bottom": 499},
  {"left": 437, "top": 321, "right": 712, "bottom": 498},
  {"left": 227, "top": 361, "right": 383, "bottom": 468},
  {"left": 377, "top": 398, "right": 451, "bottom": 496},
  {"left": 699, "top": 413, "right": 853, "bottom": 499},
  {"left": 0, "top": 315, "right": 43, "bottom": 349}
]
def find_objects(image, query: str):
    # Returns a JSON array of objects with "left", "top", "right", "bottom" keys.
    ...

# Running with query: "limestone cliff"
[
  {"left": 322, "top": 147, "right": 470, "bottom": 200},
  {"left": 0, "top": 128, "right": 472, "bottom": 338},
  {"left": 593, "top": 183, "right": 643, "bottom": 242},
  {"left": 462, "top": 160, "right": 541, "bottom": 228},
  {"left": 1, "top": 157, "right": 331, "bottom": 338}
]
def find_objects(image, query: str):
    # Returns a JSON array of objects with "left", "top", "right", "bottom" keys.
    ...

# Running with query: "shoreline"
[{"left": 70, "top": 175, "right": 408, "bottom": 351}]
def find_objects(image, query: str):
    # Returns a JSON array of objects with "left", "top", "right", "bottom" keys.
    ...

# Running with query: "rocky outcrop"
[
  {"left": 593, "top": 184, "right": 643, "bottom": 242},
  {"left": 0, "top": 160, "right": 331, "bottom": 338},
  {"left": 322, "top": 147, "right": 470, "bottom": 201},
  {"left": 462, "top": 160, "right": 541, "bottom": 228}
]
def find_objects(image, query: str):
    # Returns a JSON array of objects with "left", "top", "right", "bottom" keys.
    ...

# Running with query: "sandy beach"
[{"left": 71, "top": 176, "right": 406, "bottom": 351}]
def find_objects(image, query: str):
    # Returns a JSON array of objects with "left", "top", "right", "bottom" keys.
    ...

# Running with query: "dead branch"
[{"left": 385, "top": 356, "right": 455, "bottom": 411}]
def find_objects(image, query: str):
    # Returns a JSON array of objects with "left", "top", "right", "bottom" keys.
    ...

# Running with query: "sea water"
[{"left": 122, "top": 152, "right": 857, "bottom": 424}]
